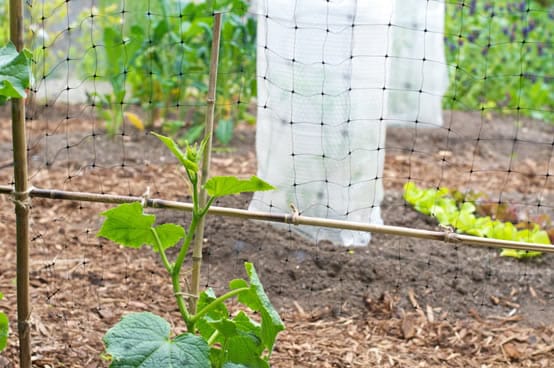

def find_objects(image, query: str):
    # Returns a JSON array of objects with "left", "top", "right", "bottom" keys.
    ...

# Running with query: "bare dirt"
[{"left": 0, "top": 106, "right": 552, "bottom": 367}]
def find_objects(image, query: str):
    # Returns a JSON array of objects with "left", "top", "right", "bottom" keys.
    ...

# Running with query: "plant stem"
[
  {"left": 190, "top": 287, "right": 250, "bottom": 325},
  {"left": 191, "top": 180, "right": 199, "bottom": 214},
  {"left": 170, "top": 213, "right": 200, "bottom": 331},
  {"left": 150, "top": 228, "right": 173, "bottom": 274},
  {"left": 151, "top": 227, "right": 193, "bottom": 329},
  {"left": 173, "top": 275, "right": 193, "bottom": 331},
  {"left": 207, "top": 330, "right": 220, "bottom": 346},
  {"left": 199, "top": 197, "right": 216, "bottom": 217},
  {"left": 173, "top": 214, "right": 199, "bottom": 279}
]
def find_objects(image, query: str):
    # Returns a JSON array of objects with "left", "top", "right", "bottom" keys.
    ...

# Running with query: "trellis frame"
[
  {"left": 1, "top": 185, "right": 553, "bottom": 255},
  {"left": 9, "top": 0, "right": 32, "bottom": 366}
]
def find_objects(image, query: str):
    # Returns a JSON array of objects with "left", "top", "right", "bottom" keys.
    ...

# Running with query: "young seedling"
[{"left": 97, "top": 133, "right": 284, "bottom": 368}]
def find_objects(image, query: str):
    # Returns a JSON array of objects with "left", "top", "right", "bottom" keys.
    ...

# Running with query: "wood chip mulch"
[{"left": 271, "top": 294, "right": 553, "bottom": 368}]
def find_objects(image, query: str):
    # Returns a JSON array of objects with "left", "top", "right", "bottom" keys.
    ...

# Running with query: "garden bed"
[{"left": 0, "top": 108, "right": 552, "bottom": 366}]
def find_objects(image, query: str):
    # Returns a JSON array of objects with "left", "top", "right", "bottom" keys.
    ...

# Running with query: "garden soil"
[{"left": 0, "top": 107, "right": 552, "bottom": 367}]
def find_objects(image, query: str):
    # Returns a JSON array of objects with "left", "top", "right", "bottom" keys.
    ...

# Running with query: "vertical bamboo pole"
[
  {"left": 190, "top": 13, "right": 222, "bottom": 313},
  {"left": 9, "top": 0, "right": 32, "bottom": 366}
]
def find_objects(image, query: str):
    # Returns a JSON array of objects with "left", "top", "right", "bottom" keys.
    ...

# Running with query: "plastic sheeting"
[{"left": 249, "top": 0, "right": 448, "bottom": 246}]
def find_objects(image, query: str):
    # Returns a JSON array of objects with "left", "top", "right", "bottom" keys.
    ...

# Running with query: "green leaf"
[
  {"left": 215, "top": 119, "right": 234, "bottom": 145},
  {"left": 103, "top": 27, "right": 126, "bottom": 97},
  {"left": 153, "top": 19, "right": 170, "bottom": 43},
  {"left": 225, "top": 336, "right": 267, "bottom": 368},
  {"left": 0, "top": 311, "right": 8, "bottom": 352},
  {"left": 230, "top": 263, "right": 284, "bottom": 353},
  {"left": 453, "top": 210, "right": 476, "bottom": 233},
  {"left": 233, "top": 311, "right": 261, "bottom": 334},
  {"left": 183, "top": 124, "right": 205, "bottom": 143},
  {"left": 204, "top": 176, "right": 275, "bottom": 198},
  {"left": 209, "top": 319, "right": 237, "bottom": 338},
  {"left": 229, "top": 278, "right": 248, "bottom": 290},
  {"left": 500, "top": 248, "right": 542, "bottom": 259},
  {"left": 195, "top": 289, "right": 229, "bottom": 342},
  {"left": 530, "top": 229, "right": 550, "bottom": 245},
  {"left": 97, "top": 203, "right": 156, "bottom": 248},
  {"left": 501, "top": 228, "right": 548, "bottom": 259},
  {"left": 104, "top": 312, "right": 210, "bottom": 368},
  {"left": 403, "top": 181, "right": 422, "bottom": 205},
  {"left": 0, "top": 42, "right": 32, "bottom": 104},
  {"left": 209, "top": 313, "right": 267, "bottom": 368},
  {"left": 153, "top": 224, "right": 185, "bottom": 251},
  {"left": 430, "top": 204, "right": 450, "bottom": 226},
  {"left": 151, "top": 132, "right": 199, "bottom": 174}
]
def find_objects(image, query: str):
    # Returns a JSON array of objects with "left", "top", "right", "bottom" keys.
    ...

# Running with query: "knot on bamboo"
[
  {"left": 10, "top": 186, "right": 33, "bottom": 210},
  {"left": 440, "top": 225, "right": 459, "bottom": 244},
  {"left": 285, "top": 203, "right": 300, "bottom": 225},
  {"left": 141, "top": 186, "right": 151, "bottom": 207}
]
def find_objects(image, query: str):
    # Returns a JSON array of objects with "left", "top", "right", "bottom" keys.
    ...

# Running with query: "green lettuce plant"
[
  {"left": 97, "top": 132, "right": 284, "bottom": 368},
  {"left": 403, "top": 181, "right": 551, "bottom": 259}
]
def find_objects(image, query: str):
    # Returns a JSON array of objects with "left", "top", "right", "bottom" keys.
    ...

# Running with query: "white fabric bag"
[{"left": 249, "top": 0, "right": 448, "bottom": 246}]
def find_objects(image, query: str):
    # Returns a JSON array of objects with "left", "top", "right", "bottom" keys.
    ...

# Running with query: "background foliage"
[
  {"left": 79, "top": 0, "right": 255, "bottom": 142},
  {"left": 1, "top": 0, "right": 552, "bottom": 130},
  {"left": 444, "top": 0, "right": 553, "bottom": 121}
]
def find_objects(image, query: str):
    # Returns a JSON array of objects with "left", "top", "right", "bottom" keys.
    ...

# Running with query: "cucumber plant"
[{"left": 97, "top": 132, "right": 284, "bottom": 368}]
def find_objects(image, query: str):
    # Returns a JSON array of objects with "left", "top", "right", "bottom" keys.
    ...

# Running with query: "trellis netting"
[{"left": 249, "top": 0, "right": 449, "bottom": 245}]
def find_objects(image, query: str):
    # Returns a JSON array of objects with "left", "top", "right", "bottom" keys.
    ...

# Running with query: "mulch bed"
[{"left": 0, "top": 107, "right": 553, "bottom": 367}]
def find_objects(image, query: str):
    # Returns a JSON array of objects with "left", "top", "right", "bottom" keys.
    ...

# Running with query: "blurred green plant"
[
  {"left": 1, "top": 0, "right": 70, "bottom": 82},
  {"left": 403, "top": 182, "right": 553, "bottom": 259},
  {"left": 0, "top": 293, "right": 8, "bottom": 352},
  {"left": 0, "top": 0, "right": 7, "bottom": 46},
  {"left": 444, "top": 0, "right": 553, "bottom": 121},
  {"left": 80, "top": 0, "right": 255, "bottom": 142}
]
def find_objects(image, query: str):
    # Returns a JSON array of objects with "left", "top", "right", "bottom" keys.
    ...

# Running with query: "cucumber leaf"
[
  {"left": 204, "top": 176, "right": 274, "bottom": 198},
  {"left": 0, "top": 42, "right": 32, "bottom": 104},
  {"left": 104, "top": 312, "right": 210, "bottom": 368}
]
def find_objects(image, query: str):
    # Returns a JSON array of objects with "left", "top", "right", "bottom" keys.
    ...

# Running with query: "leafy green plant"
[
  {"left": 97, "top": 132, "right": 283, "bottom": 367},
  {"left": 403, "top": 182, "right": 552, "bottom": 259},
  {"left": 444, "top": 1, "right": 553, "bottom": 121},
  {"left": 80, "top": 0, "right": 255, "bottom": 143},
  {"left": 88, "top": 23, "right": 144, "bottom": 136},
  {"left": 0, "top": 0, "right": 70, "bottom": 81}
]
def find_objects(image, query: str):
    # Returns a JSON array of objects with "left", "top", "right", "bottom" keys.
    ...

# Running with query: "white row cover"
[{"left": 249, "top": 0, "right": 448, "bottom": 246}]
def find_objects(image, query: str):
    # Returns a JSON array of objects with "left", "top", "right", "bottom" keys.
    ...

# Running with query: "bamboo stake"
[
  {"left": 1, "top": 185, "right": 553, "bottom": 254},
  {"left": 190, "top": 12, "right": 223, "bottom": 313},
  {"left": 9, "top": 0, "right": 32, "bottom": 366}
]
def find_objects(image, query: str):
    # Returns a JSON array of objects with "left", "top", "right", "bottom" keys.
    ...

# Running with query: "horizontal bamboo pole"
[{"left": 0, "top": 185, "right": 553, "bottom": 254}]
